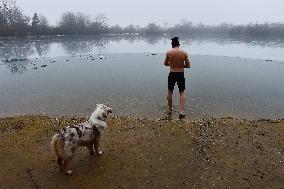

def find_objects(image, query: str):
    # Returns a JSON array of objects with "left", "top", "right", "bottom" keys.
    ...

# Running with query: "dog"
[{"left": 51, "top": 104, "right": 112, "bottom": 175}]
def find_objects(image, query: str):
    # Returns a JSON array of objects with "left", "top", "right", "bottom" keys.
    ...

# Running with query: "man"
[{"left": 164, "top": 37, "right": 190, "bottom": 119}]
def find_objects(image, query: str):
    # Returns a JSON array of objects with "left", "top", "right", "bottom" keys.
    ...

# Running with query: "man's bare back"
[
  {"left": 164, "top": 37, "right": 191, "bottom": 119},
  {"left": 164, "top": 47, "right": 190, "bottom": 72}
]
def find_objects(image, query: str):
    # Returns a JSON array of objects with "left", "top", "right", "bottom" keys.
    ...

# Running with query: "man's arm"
[
  {"left": 164, "top": 52, "right": 170, "bottom": 66},
  {"left": 184, "top": 53, "right": 190, "bottom": 68}
]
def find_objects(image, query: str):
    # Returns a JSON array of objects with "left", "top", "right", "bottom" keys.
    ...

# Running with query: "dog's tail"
[{"left": 51, "top": 134, "right": 64, "bottom": 159}]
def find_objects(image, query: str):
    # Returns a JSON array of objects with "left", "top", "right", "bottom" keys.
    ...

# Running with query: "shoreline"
[{"left": 1, "top": 113, "right": 284, "bottom": 122}]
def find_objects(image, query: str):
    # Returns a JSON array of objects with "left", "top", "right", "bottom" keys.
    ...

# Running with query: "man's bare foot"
[
  {"left": 167, "top": 108, "right": 173, "bottom": 116},
  {"left": 66, "top": 170, "right": 73, "bottom": 175},
  {"left": 163, "top": 109, "right": 172, "bottom": 120}
]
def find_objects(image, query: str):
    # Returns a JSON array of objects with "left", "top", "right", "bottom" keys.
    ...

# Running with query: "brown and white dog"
[{"left": 51, "top": 104, "right": 112, "bottom": 175}]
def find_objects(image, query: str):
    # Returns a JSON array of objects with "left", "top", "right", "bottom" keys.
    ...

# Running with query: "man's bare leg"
[
  {"left": 179, "top": 91, "right": 186, "bottom": 118},
  {"left": 167, "top": 90, "right": 173, "bottom": 114}
]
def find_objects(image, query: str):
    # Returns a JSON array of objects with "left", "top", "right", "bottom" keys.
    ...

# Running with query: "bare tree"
[
  {"left": 31, "top": 13, "right": 40, "bottom": 34},
  {"left": 0, "top": 0, "right": 30, "bottom": 36},
  {"left": 143, "top": 23, "right": 163, "bottom": 35},
  {"left": 109, "top": 24, "right": 123, "bottom": 34}
]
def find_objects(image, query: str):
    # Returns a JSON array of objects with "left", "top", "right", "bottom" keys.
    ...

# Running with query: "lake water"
[
  {"left": 1, "top": 35, "right": 284, "bottom": 60},
  {"left": 0, "top": 35, "right": 284, "bottom": 119}
]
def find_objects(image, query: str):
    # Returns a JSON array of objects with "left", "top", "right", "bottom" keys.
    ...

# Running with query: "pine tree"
[{"left": 32, "top": 13, "right": 40, "bottom": 31}]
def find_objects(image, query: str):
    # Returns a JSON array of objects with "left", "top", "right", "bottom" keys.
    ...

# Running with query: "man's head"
[{"left": 171, "top": 37, "right": 180, "bottom": 48}]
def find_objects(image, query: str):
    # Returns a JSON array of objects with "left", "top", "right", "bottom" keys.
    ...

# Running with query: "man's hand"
[
  {"left": 164, "top": 53, "right": 170, "bottom": 66},
  {"left": 184, "top": 53, "right": 190, "bottom": 68}
]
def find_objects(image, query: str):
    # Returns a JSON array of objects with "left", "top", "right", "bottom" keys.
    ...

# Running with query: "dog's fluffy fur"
[{"left": 51, "top": 104, "right": 112, "bottom": 175}]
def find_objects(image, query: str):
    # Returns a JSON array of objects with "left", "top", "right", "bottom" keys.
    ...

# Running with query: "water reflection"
[
  {"left": 93, "top": 39, "right": 108, "bottom": 55},
  {"left": 61, "top": 40, "right": 92, "bottom": 56},
  {"left": 0, "top": 35, "right": 284, "bottom": 60},
  {"left": 143, "top": 36, "right": 162, "bottom": 45},
  {"left": 6, "top": 61, "right": 28, "bottom": 73},
  {"left": 0, "top": 40, "right": 34, "bottom": 60},
  {"left": 34, "top": 41, "right": 50, "bottom": 57}
]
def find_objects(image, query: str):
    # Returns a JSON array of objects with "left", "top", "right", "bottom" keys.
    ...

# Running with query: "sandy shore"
[{"left": 1, "top": 115, "right": 284, "bottom": 188}]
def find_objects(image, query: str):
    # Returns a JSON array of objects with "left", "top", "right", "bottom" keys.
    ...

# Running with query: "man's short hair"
[{"left": 171, "top": 37, "right": 180, "bottom": 47}]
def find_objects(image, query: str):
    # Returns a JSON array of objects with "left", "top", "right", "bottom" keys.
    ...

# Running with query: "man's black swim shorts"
[{"left": 168, "top": 72, "right": 185, "bottom": 92}]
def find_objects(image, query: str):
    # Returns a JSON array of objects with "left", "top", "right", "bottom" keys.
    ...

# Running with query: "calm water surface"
[
  {"left": 1, "top": 35, "right": 284, "bottom": 60},
  {"left": 0, "top": 36, "right": 284, "bottom": 119}
]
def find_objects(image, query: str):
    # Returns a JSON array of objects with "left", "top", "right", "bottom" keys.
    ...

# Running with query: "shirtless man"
[{"left": 164, "top": 37, "right": 190, "bottom": 119}]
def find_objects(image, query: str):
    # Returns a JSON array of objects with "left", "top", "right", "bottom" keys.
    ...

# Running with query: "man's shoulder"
[
  {"left": 167, "top": 48, "right": 188, "bottom": 56},
  {"left": 166, "top": 49, "right": 173, "bottom": 57},
  {"left": 179, "top": 49, "right": 188, "bottom": 57},
  {"left": 178, "top": 48, "right": 188, "bottom": 54},
  {"left": 166, "top": 49, "right": 173, "bottom": 54}
]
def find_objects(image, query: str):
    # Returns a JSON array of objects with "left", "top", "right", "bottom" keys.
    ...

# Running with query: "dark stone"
[{"left": 90, "top": 151, "right": 95, "bottom": 156}]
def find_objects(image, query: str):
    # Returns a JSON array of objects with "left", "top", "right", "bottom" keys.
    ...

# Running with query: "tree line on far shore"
[{"left": 1, "top": 0, "right": 284, "bottom": 38}]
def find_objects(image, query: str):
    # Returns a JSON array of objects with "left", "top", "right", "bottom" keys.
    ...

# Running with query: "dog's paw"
[
  {"left": 98, "top": 150, "right": 103, "bottom": 155},
  {"left": 66, "top": 170, "right": 73, "bottom": 175}
]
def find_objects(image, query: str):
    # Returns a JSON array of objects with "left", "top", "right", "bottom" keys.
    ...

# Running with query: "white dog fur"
[{"left": 51, "top": 104, "right": 112, "bottom": 175}]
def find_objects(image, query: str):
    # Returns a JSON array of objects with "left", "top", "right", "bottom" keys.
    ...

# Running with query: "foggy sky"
[{"left": 17, "top": 0, "right": 284, "bottom": 26}]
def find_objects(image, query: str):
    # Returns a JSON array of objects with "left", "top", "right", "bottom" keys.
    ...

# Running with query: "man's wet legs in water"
[
  {"left": 167, "top": 72, "right": 186, "bottom": 119},
  {"left": 167, "top": 91, "right": 186, "bottom": 119}
]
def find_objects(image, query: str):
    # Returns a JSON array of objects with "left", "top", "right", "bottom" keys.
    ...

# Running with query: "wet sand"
[{"left": 1, "top": 115, "right": 284, "bottom": 188}]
